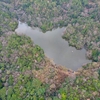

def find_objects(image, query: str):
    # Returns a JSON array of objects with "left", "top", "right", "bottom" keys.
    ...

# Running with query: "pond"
[{"left": 15, "top": 22, "right": 91, "bottom": 70}]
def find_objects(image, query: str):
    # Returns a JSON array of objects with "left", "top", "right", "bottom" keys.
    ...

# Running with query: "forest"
[{"left": 0, "top": 0, "right": 100, "bottom": 100}]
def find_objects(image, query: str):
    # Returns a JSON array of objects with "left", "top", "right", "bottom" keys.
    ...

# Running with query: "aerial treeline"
[
  {"left": 1, "top": 0, "right": 99, "bottom": 32},
  {"left": 0, "top": 2, "right": 18, "bottom": 35},
  {"left": 0, "top": 34, "right": 46, "bottom": 100}
]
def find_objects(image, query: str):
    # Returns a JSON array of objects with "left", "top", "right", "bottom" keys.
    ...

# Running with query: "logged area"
[{"left": 0, "top": 0, "right": 100, "bottom": 100}]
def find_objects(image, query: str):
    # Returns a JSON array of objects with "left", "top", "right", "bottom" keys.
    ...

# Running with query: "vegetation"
[
  {"left": 0, "top": 1, "right": 18, "bottom": 34},
  {"left": 57, "top": 63, "right": 100, "bottom": 100},
  {"left": 0, "top": 34, "right": 44, "bottom": 72},
  {"left": 0, "top": 0, "right": 100, "bottom": 100},
  {"left": 0, "top": 33, "right": 70, "bottom": 100},
  {"left": 0, "top": 34, "right": 46, "bottom": 100}
]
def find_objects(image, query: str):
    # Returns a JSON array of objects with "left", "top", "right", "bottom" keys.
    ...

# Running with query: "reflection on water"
[{"left": 15, "top": 22, "right": 91, "bottom": 70}]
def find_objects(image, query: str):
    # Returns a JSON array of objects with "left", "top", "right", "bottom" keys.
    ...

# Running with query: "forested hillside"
[
  {"left": 0, "top": 0, "right": 100, "bottom": 100},
  {"left": 1, "top": 0, "right": 100, "bottom": 32},
  {"left": 0, "top": 1, "right": 18, "bottom": 34}
]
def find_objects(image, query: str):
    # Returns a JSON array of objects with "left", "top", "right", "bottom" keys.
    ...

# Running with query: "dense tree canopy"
[{"left": 0, "top": 0, "right": 100, "bottom": 99}]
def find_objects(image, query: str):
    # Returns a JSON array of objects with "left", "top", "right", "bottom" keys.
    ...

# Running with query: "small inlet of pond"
[{"left": 15, "top": 22, "right": 92, "bottom": 71}]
